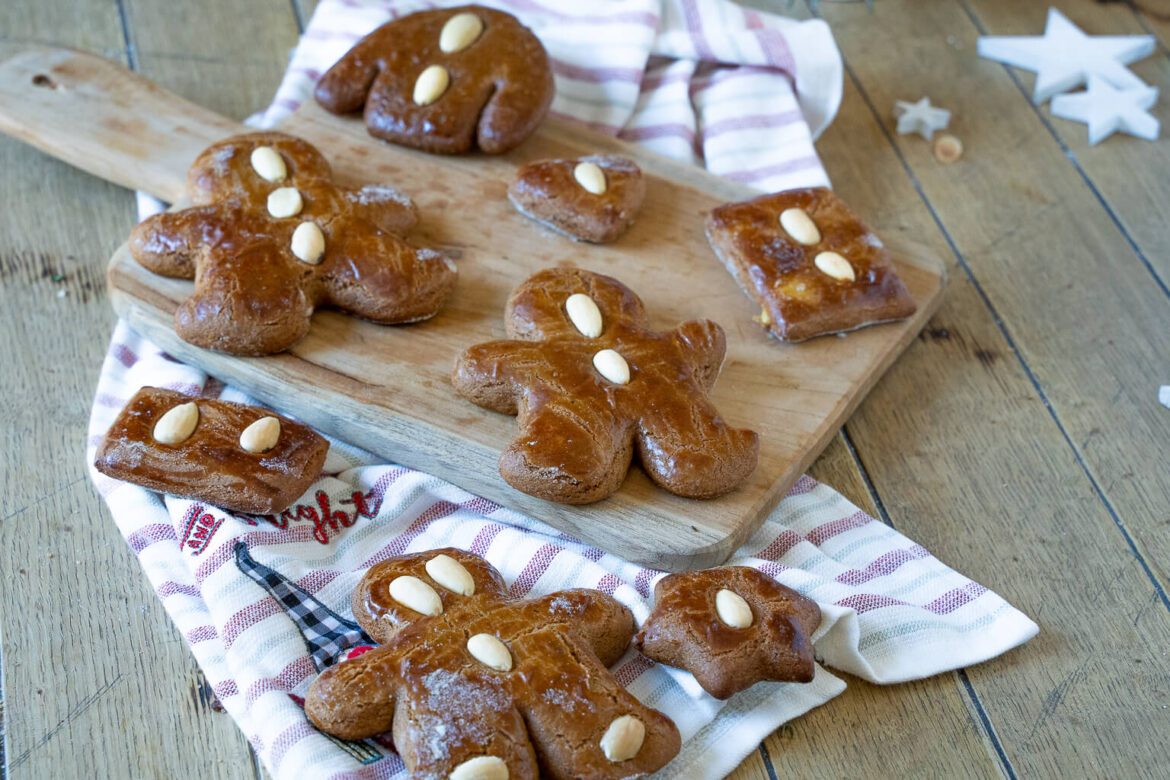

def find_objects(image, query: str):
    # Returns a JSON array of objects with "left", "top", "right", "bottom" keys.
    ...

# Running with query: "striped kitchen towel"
[
  {"left": 87, "top": 323, "right": 1037, "bottom": 780},
  {"left": 93, "top": 1, "right": 1036, "bottom": 778},
  {"left": 255, "top": 0, "right": 842, "bottom": 193}
]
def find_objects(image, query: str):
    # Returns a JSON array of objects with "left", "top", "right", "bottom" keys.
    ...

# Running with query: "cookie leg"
[
  {"left": 392, "top": 672, "right": 539, "bottom": 780},
  {"left": 501, "top": 395, "right": 634, "bottom": 504},
  {"left": 635, "top": 397, "right": 759, "bottom": 499},
  {"left": 512, "top": 628, "right": 680, "bottom": 779}
]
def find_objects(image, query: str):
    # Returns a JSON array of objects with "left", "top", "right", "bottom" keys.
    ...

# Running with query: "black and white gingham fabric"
[{"left": 234, "top": 541, "right": 372, "bottom": 671}]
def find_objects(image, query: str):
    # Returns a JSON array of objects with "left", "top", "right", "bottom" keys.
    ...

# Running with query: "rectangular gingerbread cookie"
[
  {"left": 94, "top": 387, "right": 329, "bottom": 515},
  {"left": 705, "top": 187, "right": 916, "bottom": 342}
]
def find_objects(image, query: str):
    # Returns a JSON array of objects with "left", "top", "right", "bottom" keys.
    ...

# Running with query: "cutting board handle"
[{"left": 0, "top": 47, "right": 245, "bottom": 203}]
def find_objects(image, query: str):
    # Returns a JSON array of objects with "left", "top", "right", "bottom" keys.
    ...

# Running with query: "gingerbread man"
[
  {"left": 451, "top": 268, "right": 759, "bottom": 504},
  {"left": 315, "top": 5, "right": 554, "bottom": 154},
  {"left": 129, "top": 131, "right": 457, "bottom": 355},
  {"left": 305, "top": 548, "right": 681, "bottom": 778},
  {"left": 633, "top": 567, "right": 821, "bottom": 699}
]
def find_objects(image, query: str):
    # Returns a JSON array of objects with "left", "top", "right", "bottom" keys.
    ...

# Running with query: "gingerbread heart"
[
  {"left": 129, "top": 132, "right": 457, "bottom": 355},
  {"left": 705, "top": 187, "right": 917, "bottom": 342},
  {"left": 452, "top": 268, "right": 759, "bottom": 504},
  {"left": 315, "top": 6, "right": 554, "bottom": 154},
  {"left": 305, "top": 548, "right": 681, "bottom": 778},
  {"left": 509, "top": 155, "right": 646, "bottom": 243},
  {"left": 633, "top": 566, "right": 821, "bottom": 699}
]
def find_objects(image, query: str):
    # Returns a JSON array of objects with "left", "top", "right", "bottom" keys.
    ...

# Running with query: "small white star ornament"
[
  {"left": 977, "top": 8, "right": 1155, "bottom": 104},
  {"left": 1051, "top": 77, "right": 1159, "bottom": 145},
  {"left": 894, "top": 97, "right": 951, "bottom": 140}
]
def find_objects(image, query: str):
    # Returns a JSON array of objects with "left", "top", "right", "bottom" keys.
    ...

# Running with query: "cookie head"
[
  {"left": 705, "top": 187, "right": 917, "bottom": 341},
  {"left": 128, "top": 131, "right": 457, "bottom": 355},
  {"left": 305, "top": 548, "right": 681, "bottom": 778},
  {"left": 315, "top": 6, "right": 555, "bottom": 154},
  {"left": 509, "top": 155, "right": 647, "bottom": 243},
  {"left": 452, "top": 268, "right": 759, "bottom": 504},
  {"left": 633, "top": 566, "right": 822, "bottom": 699}
]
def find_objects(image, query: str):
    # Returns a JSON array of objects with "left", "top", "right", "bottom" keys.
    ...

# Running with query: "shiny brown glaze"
[
  {"left": 315, "top": 5, "right": 554, "bottom": 154},
  {"left": 705, "top": 187, "right": 916, "bottom": 342},
  {"left": 305, "top": 548, "right": 681, "bottom": 778},
  {"left": 451, "top": 268, "right": 759, "bottom": 504},
  {"left": 633, "top": 566, "right": 821, "bottom": 700},
  {"left": 129, "top": 131, "right": 456, "bottom": 356},
  {"left": 93, "top": 387, "right": 329, "bottom": 515},
  {"left": 508, "top": 155, "right": 646, "bottom": 243}
]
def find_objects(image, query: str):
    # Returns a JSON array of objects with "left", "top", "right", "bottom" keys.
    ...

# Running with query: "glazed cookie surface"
[
  {"left": 93, "top": 387, "right": 329, "bottom": 515},
  {"left": 633, "top": 566, "right": 821, "bottom": 699},
  {"left": 315, "top": 5, "right": 554, "bottom": 154},
  {"left": 129, "top": 131, "right": 457, "bottom": 356},
  {"left": 705, "top": 187, "right": 916, "bottom": 342},
  {"left": 305, "top": 548, "right": 681, "bottom": 779},
  {"left": 451, "top": 268, "right": 759, "bottom": 504},
  {"left": 509, "top": 155, "right": 646, "bottom": 243}
]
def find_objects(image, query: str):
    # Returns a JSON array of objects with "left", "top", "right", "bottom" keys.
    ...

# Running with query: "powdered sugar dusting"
[
  {"left": 862, "top": 233, "right": 884, "bottom": 249},
  {"left": 352, "top": 184, "right": 413, "bottom": 208}
]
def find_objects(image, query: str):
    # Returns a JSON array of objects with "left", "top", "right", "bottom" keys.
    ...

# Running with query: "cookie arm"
[
  {"left": 527, "top": 589, "right": 636, "bottom": 666},
  {"left": 672, "top": 319, "right": 727, "bottom": 391},
  {"left": 323, "top": 232, "right": 456, "bottom": 324},
  {"left": 315, "top": 34, "right": 384, "bottom": 114},
  {"left": 305, "top": 645, "right": 400, "bottom": 741},
  {"left": 451, "top": 340, "right": 547, "bottom": 415},
  {"left": 128, "top": 207, "right": 223, "bottom": 279}
]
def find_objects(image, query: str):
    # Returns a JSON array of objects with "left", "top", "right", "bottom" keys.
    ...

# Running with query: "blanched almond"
[
  {"left": 600, "top": 715, "right": 645, "bottom": 762},
  {"left": 779, "top": 207, "right": 820, "bottom": 245},
  {"left": 449, "top": 756, "right": 508, "bottom": 780},
  {"left": 439, "top": 12, "right": 484, "bottom": 53},
  {"left": 592, "top": 349, "right": 630, "bottom": 385},
  {"left": 291, "top": 221, "right": 325, "bottom": 264},
  {"left": 250, "top": 146, "right": 287, "bottom": 182},
  {"left": 715, "top": 588, "right": 752, "bottom": 628},
  {"left": 467, "top": 633, "right": 512, "bottom": 672},
  {"left": 240, "top": 416, "right": 280, "bottom": 453},
  {"left": 573, "top": 161, "right": 607, "bottom": 195},
  {"left": 153, "top": 401, "right": 199, "bottom": 444},
  {"left": 414, "top": 65, "right": 450, "bottom": 106},
  {"left": 566, "top": 293, "right": 603, "bottom": 338},
  {"left": 813, "top": 251, "right": 855, "bottom": 282},
  {"left": 426, "top": 554, "right": 475, "bottom": 596},
  {"left": 267, "top": 187, "right": 303, "bottom": 218},
  {"left": 388, "top": 575, "right": 443, "bottom": 616}
]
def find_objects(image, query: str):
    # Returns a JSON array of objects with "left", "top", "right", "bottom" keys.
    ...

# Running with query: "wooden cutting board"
[{"left": 0, "top": 47, "right": 946, "bottom": 571}]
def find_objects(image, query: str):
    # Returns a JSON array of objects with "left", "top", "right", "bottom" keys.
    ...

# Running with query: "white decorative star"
[
  {"left": 977, "top": 8, "right": 1155, "bottom": 104},
  {"left": 893, "top": 97, "right": 951, "bottom": 140},
  {"left": 1050, "top": 76, "right": 1160, "bottom": 145}
]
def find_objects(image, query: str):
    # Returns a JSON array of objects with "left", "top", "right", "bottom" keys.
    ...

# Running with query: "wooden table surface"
[{"left": 2, "top": 0, "right": 1167, "bottom": 777}]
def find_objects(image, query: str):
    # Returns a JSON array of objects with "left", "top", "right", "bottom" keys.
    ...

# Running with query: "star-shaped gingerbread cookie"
[
  {"left": 633, "top": 566, "right": 821, "bottom": 700},
  {"left": 305, "top": 548, "right": 681, "bottom": 778},
  {"left": 705, "top": 187, "right": 916, "bottom": 342},
  {"left": 315, "top": 5, "right": 554, "bottom": 154},
  {"left": 129, "top": 131, "right": 457, "bottom": 355},
  {"left": 451, "top": 268, "right": 759, "bottom": 504}
]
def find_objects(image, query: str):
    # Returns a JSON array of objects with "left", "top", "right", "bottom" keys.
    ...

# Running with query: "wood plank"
[
  {"left": 0, "top": 46, "right": 944, "bottom": 571},
  {"left": 816, "top": 3, "right": 1170, "bottom": 776},
  {"left": 964, "top": 0, "right": 1170, "bottom": 294},
  {"left": 825, "top": 0, "right": 1170, "bottom": 581},
  {"left": 0, "top": 0, "right": 300, "bottom": 777}
]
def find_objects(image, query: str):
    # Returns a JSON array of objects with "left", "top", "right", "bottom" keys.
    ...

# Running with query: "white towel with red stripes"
[{"left": 92, "top": 1, "right": 1037, "bottom": 778}]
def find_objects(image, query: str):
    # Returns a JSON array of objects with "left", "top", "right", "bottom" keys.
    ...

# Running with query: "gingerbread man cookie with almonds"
[
  {"left": 305, "top": 548, "right": 681, "bottom": 778},
  {"left": 129, "top": 131, "right": 457, "bottom": 356},
  {"left": 509, "top": 155, "right": 646, "bottom": 243},
  {"left": 633, "top": 567, "right": 822, "bottom": 700},
  {"left": 315, "top": 6, "right": 554, "bottom": 154},
  {"left": 705, "top": 187, "right": 917, "bottom": 342},
  {"left": 452, "top": 268, "right": 759, "bottom": 504}
]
